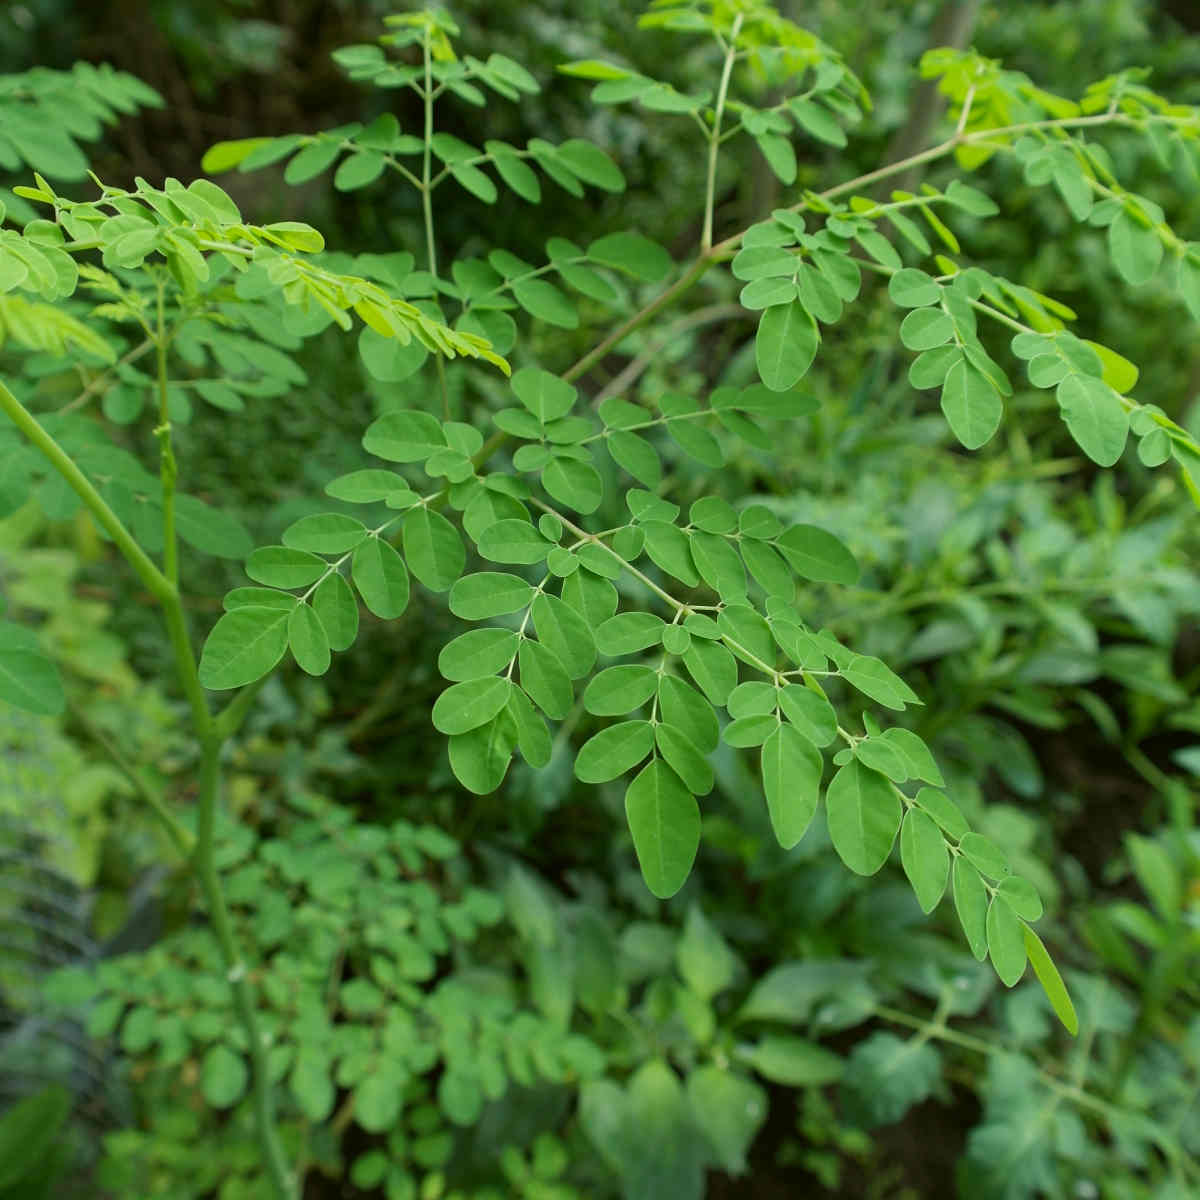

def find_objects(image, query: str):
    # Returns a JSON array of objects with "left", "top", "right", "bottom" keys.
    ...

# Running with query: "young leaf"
[
  {"left": 1024, "top": 926, "right": 1079, "bottom": 1036},
  {"left": 624, "top": 759, "right": 700, "bottom": 898}
]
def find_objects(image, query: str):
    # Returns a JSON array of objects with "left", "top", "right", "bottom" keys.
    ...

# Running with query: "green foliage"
[{"left": 2, "top": 1, "right": 1200, "bottom": 1196}]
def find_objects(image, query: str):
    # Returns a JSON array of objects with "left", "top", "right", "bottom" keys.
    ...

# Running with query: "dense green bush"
[{"left": 0, "top": 3, "right": 1198, "bottom": 1197}]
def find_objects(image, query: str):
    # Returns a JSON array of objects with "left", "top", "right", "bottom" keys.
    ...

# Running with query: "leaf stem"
[
  {"left": 702, "top": 12, "right": 744, "bottom": 253},
  {"left": 155, "top": 278, "right": 180, "bottom": 589}
]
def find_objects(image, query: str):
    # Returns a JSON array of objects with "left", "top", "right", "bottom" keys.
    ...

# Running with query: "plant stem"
[
  {"left": 194, "top": 739, "right": 296, "bottom": 1200},
  {"left": 0, "top": 378, "right": 293, "bottom": 1198},
  {"left": 0, "top": 382, "right": 171, "bottom": 601},
  {"left": 702, "top": 12, "right": 744, "bottom": 253},
  {"left": 154, "top": 278, "right": 180, "bottom": 589},
  {"left": 422, "top": 30, "right": 438, "bottom": 280}
]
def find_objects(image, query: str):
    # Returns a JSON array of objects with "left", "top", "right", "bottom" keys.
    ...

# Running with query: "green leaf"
[
  {"left": 585, "top": 665, "right": 659, "bottom": 715},
  {"left": 1108, "top": 208, "right": 1162, "bottom": 286},
  {"left": 288, "top": 603, "right": 331, "bottom": 676},
  {"left": 200, "top": 1044, "right": 248, "bottom": 1109},
  {"left": 0, "top": 635, "right": 64, "bottom": 715},
  {"left": 624, "top": 759, "right": 700, "bottom": 898},
  {"left": 995, "top": 875, "right": 1043, "bottom": 923},
  {"left": 334, "top": 150, "right": 387, "bottom": 191},
  {"left": 607, "top": 430, "right": 663, "bottom": 486},
  {"left": 914, "top": 787, "right": 969, "bottom": 839},
  {"left": 354, "top": 1074, "right": 403, "bottom": 1133},
  {"left": 739, "top": 540, "right": 795, "bottom": 599},
  {"left": 508, "top": 686, "right": 552, "bottom": 766},
  {"left": 1024, "top": 927, "right": 1079, "bottom": 1036},
  {"left": 656, "top": 724, "right": 713, "bottom": 794},
  {"left": 311, "top": 572, "right": 359, "bottom": 652},
  {"left": 900, "top": 808, "right": 949, "bottom": 913},
  {"left": 202, "top": 137, "right": 271, "bottom": 173},
  {"left": 199, "top": 606, "right": 290, "bottom": 690},
  {"left": 756, "top": 300, "right": 819, "bottom": 391},
  {"left": 986, "top": 897, "right": 1027, "bottom": 986},
  {"left": 736, "top": 1034, "right": 843, "bottom": 1086},
  {"left": 282, "top": 512, "right": 368, "bottom": 555},
  {"left": 595, "top": 611, "right": 666, "bottom": 655},
  {"left": 1055, "top": 374, "right": 1129, "bottom": 466},
  {"left": 363, "top": 410, "right": 446, "bottom": 463},
  {"left": 403, "top": 507, "right": 465, "bottom": 592},
  {"left": 511, "top": 366, "right": 576, "bottom": 420},
  {"left": 439, "top": 628, "right": 519, "bottom": 682},
  {"left": 518, "top": 638, "right": 574, "bottom": 719},
  {"left": 761, "top": 724, "right": 822, "bottom": 849},
  {"left": 682, "top": 639, "right": 737, "bottom": 706},
  {"left": 358, "top": 327, "right": 427, "bottom": 382},
  {"left": 556, "top": 139, "right": 625, "bottom": 192},
  {"left": 433, "top": 676, "right": 513, "bottom": 735},
  {"left": 450, "top": 572, "right": 534, "bottom": 619},
  {"left": 775, "top": 524, "right": 858, "bottom": 584},
  {"left": 659, "top": 675, "right": 719, "bottom": 752},
  {"left": 542, "top": 457, "right": 604, "bottom": 513},
  {"left": 351, "top": 537, "right": 410, "bottom": 618},
  {"left": 531, "top": 592, "right": 596, "bottom": 678},
  {"left": 478, "top": 518, "right": 553, "bottom": 564},
  {"left": 677, "top": 903, "right": 739, "bottom": 1000},
  {"left": 940, "top": 358, "right": 1002, "bottom": 449},
  {"left": 290, "top": 1052, "right": 335, "bottom": 1123},
  {"left": 952, "top": 857, "right": 988, "bottom": 961},
  {"left": 686, "top": 1068, "right": 766, "bottom": 1176},
  {"left": 958, "top": 831, "right": 1010, "bottom": 880},
  {"left": 284, "top": 139, "right": 342, "bottom": 184},
  {"left": 575, "top": 720, "right": 655, "bottom": 783},
  {"left": 825, "top": 760, "right": 901, "bottom": 875},
  {"left": 1124, "top": 833, "right": 1181, "bottom": 921},
  {"left": 841, "top": 654, "right": 920, "bottom": 711},
  {"left": 788, "top": 97, "right": 846, "bottom": 147},
  {"left": 488, "top": 143, "right": 541, "bottom": 202},
  {"left": 777, "top": 684, "right": 837, "bottom": 747},
  {"left": 587, "top": 232, "right": 673, "bottom": 281},
  {"left": 642, "top": 520, "right": 699, "bottom": 587},
  {"left": 899, "top": 307, "right": 954, "bottom": 351},
  {"left": 754, "top": 133, "right": 796, "bottom": 184},
  {"left": 690, "top": 530, "right": 746, "bottom": 599},
  {"left": 513, "top": 278, "right": 578, "bottom": 328},
  {"left": 879, "top": 727, "right": 944, "bottom": 786}
]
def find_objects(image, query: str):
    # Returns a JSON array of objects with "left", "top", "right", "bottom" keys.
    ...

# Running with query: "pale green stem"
[
  {"left": 0, "top": 381, "right": 170, "bottom": 601},
  {"left": 194, "top": 740, "right": 297, "bottom": 1200},
  {"left": 154, "top": 278, "right": 179, "bottom": 589},
  {"left": 702, "top": 12, "right": 744, "bottom": 253}
]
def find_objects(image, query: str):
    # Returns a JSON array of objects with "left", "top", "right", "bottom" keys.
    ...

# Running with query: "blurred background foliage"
[{"left": 0, "top": 1, "right": 1198, "bottom": 1197}]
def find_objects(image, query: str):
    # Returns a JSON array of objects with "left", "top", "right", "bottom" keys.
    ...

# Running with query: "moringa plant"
[{"left": 4, "top": 2, "right": 1200, "bottom": 1195}]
